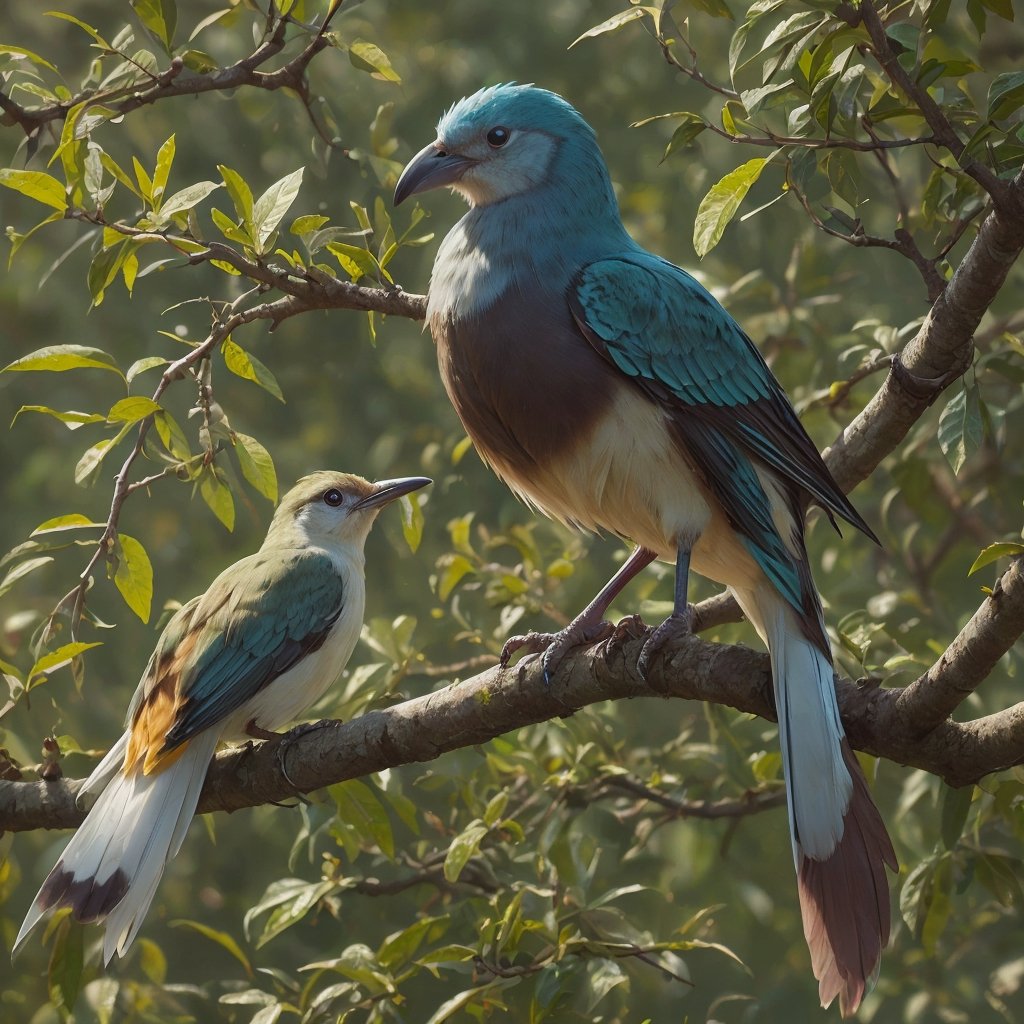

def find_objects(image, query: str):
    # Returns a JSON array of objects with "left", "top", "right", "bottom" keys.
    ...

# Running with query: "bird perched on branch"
[
  {"left": 395, "top": 83, "right": 895, "bottom": 1014},
  {"left": 15, "top": 470, "right": 431, "bottom": 963}
]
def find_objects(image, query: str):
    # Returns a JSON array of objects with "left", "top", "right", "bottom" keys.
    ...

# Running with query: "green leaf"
[
  {"left": 399, "top": 491, "right": 425, "bottom": 553},
  {"left": 252, "top": 168, "right": 304, "bottom": 251},
  {"left": 569, "top": 7, "right": 651, "bottom": 48},
  {"left": 438, "top": 554, "right": 474, "bottom": 601},
  {"left": 969, "top": 542, "right": 1024, "bottom": 575},
  {"left": 107, "top": 396, "right": 161, "bottom": 425},
  {"left": 987, "top": 71, "right": 1024, "bottom": 121},
  {"left": 169, "top": 920, "right": 252, "bottom": 976},
  {"left": 151, "top": 133, "right": 175, "bottom": 206},
  {"left": 0, "top": 555, "right": 54, "bottom": 598},
  {"left": 131, "top": 0, "right": 177, "bottom": 51},
  {"left": 154, "top": 410, "right": 192, "bottom": 461},
  {"left": 3, "top": 344, "right": 123, "bottom": 377},
  {"left": 157, "top": 180, "right": 222, "bottom": 221},
  {"left": 76, "top": 430, "right": 130, "bottom": 487},
  {"left": 200, "top": 469, "right": 235, "bottom": 531},
  {"left": 234, "top": 432, "right": 278, "bottom": 502},
  {"left": 31, "top": 514, "right": 105, "bottom": 536},
  {"left": 47, "top": 917, "right": 84, "bottom": 1018},
  {"left": 218, "top": 164, "right": 254, "bottom": 229},
  {"left": 330, "top": 778, "right": 395, "bottom": 858},
  {"left": 11, "top": 406, "right": 106, "bottom": 430},
  {"left": 221, "top": 339, "right": 285, "bottom": 401},
  {"left": 443, "top": 820, "right": 487, "bottom": 882},
  {"left": 348, "top": 40, "right": 401, "bottom": 82},
  {"left": 937, "top": 383, "right": 983, "bottom": 475},
  {"left": 379, "top": 915, "right": 448, "bottom": 970},
  {"left": 126, "top": 356, "right": 169, "bottom": 382},
  {"left": 29, "top": 642, "right": 103, "bottom": 686},
  {"left": 694, "top": 158, "right": 771, "bottom": 258},
  {"left": 940, "top": 784, "right": 973, "bottom": 850},
  {"left": 0, "top": 44, "right": 57, "bottom": 71},
  {"left": 45, "top": 11, "right": 111, "bottom": 47},
  {"left": 247, "top": 878, "right": 337, "bottom": 948},
  {"left": 114, "top": 533, "right": 153, "bottom": 622},
  {"left": 327, "top": 241, "right": 380, "bottom": 282},
  {"left": 0, "top": 169, "right": 67, "bottom": 210}
]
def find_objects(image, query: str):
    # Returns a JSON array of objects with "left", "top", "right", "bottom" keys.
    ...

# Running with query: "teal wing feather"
[
  {"left": 570, "top": 252, "right": 875, "bottom": 639},
  {"left": 158, "top": 549, "right": 345, "bottom": 750},
  {"left": 571, "top": 251, "right": 875, "bottom": 540}
]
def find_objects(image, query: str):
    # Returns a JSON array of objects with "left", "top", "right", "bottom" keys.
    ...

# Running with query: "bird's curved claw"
[
  {"left": 602, "top": 614, "right": 647, "bottom": 660},
  {"left": 277, "top": 719, "right": 332, "bottom": 795},
  {"left": 637, "top": 607, "right": 695, "bottom": 680},
  {"left": 501, "top": 619, "right": 615, "bottom": 685}
]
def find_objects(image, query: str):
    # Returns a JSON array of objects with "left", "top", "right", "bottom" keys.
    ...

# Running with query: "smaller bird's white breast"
[{"left": 223, "top": 548, "right": 366, "bottom": 737}]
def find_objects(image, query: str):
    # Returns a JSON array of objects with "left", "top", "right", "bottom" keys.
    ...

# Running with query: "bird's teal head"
[
  {"left": 265, "top": 471, "right": 431, "bottom": 550},
  {"left": 395, "top": 84, "right": 604, "bottom": 208}
]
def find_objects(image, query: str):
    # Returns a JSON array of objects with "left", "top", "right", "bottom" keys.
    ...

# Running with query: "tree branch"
[
  {"left": 5, "top": 611, "right": 1023, "bottom": 834},
  {"left": 895, "top": 556, "right": 1024, "bottom": 735}
]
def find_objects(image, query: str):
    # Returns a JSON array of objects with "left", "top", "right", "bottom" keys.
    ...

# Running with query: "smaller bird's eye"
[
  {"left": 323, "top": 488, "right": 344, "bottom": 507},
  {"left": 486, "top": 126, "right": 510, "bottom": 148}
]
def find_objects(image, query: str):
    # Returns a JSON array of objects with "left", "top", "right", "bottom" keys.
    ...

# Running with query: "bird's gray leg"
[
  {"left": 501, "top": 545, "right": 657, "bottom": 684},
  {"left": 636, "top": 542, "right": 695, "bottom": 679}
]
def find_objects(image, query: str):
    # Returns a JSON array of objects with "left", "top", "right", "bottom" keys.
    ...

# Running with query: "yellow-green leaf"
[
  {"left": 169, "top": 920, "right": 252, "bottom": 977},
  {"left": 107, "top": 396, "right": 161, "bottom": 424},
  {"left": 31, "top": 514, "right": 105, "bottom": 536},
  {"left": 399, "top": 491, "right": 425, "bottom": 553},
  {"left": 234, "top": 432, "right": 278, "bottom": 502},
  {"left": 348, "top": 40, "right": 401, "bottom": 83},
  {"left": 968, "top": 542, "right": 1024, "bottom": 575},
  {"left": 221, "top": 339, "right": 284, "bottom": 402},
  {"left": 694, "top": 158, "right": 770, "bottom": 258},
  {"left": 438, "top": 554, "right": 474, "bottom": 601},
  {"left": 200, "top": 469, "right": 235, "bottom": 530},
  {"left": 0, "top": 169, "right": 67, "bottom": 210},
  {"left": 29, "top": 641, "right": 103, "bottom": 687},
  {"left": 443, "top": 820, "right": 487, "bottom": 882},
  {"left": 3, "top": 344, "right": 122, "bottom": 376},
  {"left": 0, "top": 556, "right": 54, "bottom": 598},
  {"left": 114, "top": 533, "right": 153, "bottom": 622},
  {"left": 11, "top": 406, "right": 106, "bottom": 430}
]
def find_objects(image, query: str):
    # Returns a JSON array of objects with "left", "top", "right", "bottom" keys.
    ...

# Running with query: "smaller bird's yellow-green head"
[{"left": 265, "top": 471, "right": 431, "bottom": 550}]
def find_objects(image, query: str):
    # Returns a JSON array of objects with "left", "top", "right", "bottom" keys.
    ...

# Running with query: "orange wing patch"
[{"left": 123, "top": 629, "right": 202, "bottom": 776}]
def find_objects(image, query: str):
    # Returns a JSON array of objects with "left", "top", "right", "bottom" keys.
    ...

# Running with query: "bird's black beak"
[
  {"left": 394, "top": 141, "right": 475, "bottom": 206},
  {"left": 355, "top": 476, "right": 432, "bottom": 511}
]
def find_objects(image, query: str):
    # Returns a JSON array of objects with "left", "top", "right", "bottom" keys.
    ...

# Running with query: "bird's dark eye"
[
  {"left": 486, "top": 126, "right": 510, "bottom": 148},
  {"left": 323, "top": 488, "right": 344, "bottom": 507}
]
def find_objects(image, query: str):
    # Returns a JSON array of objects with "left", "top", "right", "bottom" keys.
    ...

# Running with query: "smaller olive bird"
[{"left": 15, "top": 470, "right": 430, "bottom": 963}]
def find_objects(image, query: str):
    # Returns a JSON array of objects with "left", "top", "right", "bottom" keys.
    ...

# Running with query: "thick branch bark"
[
  {"left": 4, "top": 611, "right": 1021, "bottom": 834},
  {"left": 895, "top": 556, "right": 1024, "bottom": 734}
]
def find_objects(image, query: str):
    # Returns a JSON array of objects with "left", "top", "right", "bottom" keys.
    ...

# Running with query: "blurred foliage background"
[{"left": 1, "top": 0, "right": 1024, "bottom": 1021}]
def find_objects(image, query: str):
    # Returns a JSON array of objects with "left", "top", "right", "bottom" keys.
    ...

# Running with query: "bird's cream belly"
[
  {"left": 221, "top": 563, "right": 366, "bottom": 739},
  {"left": 489, "top": 382, "right": 768, "bottom": 594}
]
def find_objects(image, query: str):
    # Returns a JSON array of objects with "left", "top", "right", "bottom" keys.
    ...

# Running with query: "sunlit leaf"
[
  {"left": 0, "top": 169, "right": 67, "bottom": 210},
  {"left": 443, "top": 820, "right": 487, "bottom": 882},
  {"left": 0, "top": 555, "right": 54, "bottom": 598},
  {"left": 114, "top": 533, "right": 153, "bottom": 622},
  {"left": 3, "top": 344, "right": 122, "bottom": 377},
  {"left": 31, "top": 514, "right": 104, "bottom": 536},
  {"left": 694, "top": 158, "right": 771, "bottom": 258},
  {"left": 968, "top": 541, "right": 1024, "bottom": 575},
  {"left": 169, "top": 920, "right": 252, "bottom": 976},
  {"left": 569, "top": 7, "right": 651, "bottom": 48},
  {"left": 348, "top": 40, "right": 401, "bottom": 82},
  {"left": 221, "top": 339, "right": 285, "bottom": 402},
  {"left": 252, "top": 168, "right": 304, "bottom": 251},
  {"left": 234, "top": 432, "right": 278, "bottom": 502},
  {"left": 29, "top": 642, "right": 103, "bottom": 686}
]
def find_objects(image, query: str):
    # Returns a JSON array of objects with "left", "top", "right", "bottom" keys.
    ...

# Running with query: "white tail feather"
[{"left": 14, "top": 731, "right": 218, "bottom": 962}]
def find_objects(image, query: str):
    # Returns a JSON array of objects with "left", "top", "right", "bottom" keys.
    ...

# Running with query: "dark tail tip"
[
  {"left": 798, "top": 743, "right": 896, "bottom": 1016},
  {"left": 38, "top": 861, "right": 130, "bottom": 924}
]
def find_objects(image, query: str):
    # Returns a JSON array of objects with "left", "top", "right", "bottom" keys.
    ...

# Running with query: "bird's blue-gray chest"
[{"left": 427, "top": 224, "right": 615, "bottom": 477}]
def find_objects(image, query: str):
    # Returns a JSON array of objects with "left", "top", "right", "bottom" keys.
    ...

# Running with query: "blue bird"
[{"left": 395, "top": 84, "right": 895, "bottom": 1014}]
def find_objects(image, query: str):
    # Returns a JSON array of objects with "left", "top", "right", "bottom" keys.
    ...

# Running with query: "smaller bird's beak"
[
  {"left": 355, "top": 476, "right": 432, "bottom": 512},
  {"left": 394, "top": 141, "right": 475, "bottom": 206}
]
